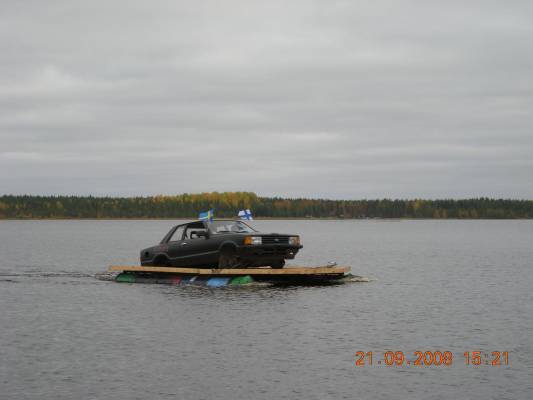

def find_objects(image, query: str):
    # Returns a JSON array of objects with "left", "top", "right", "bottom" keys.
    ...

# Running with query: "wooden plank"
[{"left": 108, "top": 265, "right": 350, "bottom": 276}]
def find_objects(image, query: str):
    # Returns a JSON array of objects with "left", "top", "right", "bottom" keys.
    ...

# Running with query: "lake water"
[{"left": 0, "top": 220, "right": 532, "bottom": 399}]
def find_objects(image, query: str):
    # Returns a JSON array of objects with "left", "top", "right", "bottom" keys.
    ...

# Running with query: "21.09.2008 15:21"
[{"left": 354, "top": 351, "right": 509, "bottom": 367}]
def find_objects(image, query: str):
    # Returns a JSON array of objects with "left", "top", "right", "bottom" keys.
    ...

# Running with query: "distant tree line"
[{"left": 0, "top": 192, "right": 532, "bottom": 219}]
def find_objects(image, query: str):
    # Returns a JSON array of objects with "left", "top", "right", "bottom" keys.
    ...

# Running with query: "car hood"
[{"left": 251, "top": 232, "right": 299, "bottom": 236}]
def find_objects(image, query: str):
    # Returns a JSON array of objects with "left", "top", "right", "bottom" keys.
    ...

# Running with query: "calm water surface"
[{"left": 0, "top": 220, "right": 532, "bottom": 399}]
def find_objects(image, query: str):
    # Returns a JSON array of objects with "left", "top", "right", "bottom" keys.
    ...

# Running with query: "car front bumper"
[{"left": 236, "top": 244, "right": 302, "bottom": 260}]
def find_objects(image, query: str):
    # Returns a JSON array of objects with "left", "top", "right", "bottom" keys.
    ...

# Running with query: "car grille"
[{"left": 261, "top": 236, "right": 289, "bottom": 244}]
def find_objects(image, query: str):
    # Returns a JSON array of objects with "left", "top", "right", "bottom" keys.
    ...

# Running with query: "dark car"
[{"left": 140, "top": 219, "right": 303, "bottom": 269}]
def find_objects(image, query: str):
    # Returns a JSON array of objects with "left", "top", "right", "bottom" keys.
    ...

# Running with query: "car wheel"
[
  {"left": 270, "top": 260, "right": 285, "bottom": 269},
  {"left": 154, "top": 256, "right": 170, "bottom": 267},
  {"left": 218, "top": 248, "right": 241, "bottom": 269}
]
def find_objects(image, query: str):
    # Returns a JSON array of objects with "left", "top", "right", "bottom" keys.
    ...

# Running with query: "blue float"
[{"left": 206, "top": 277, "right": 231, "bottom": 287}]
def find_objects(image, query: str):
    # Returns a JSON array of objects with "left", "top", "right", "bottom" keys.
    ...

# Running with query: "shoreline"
[{"left": 1, "top": 217, "right": 531, "bottom": 221}]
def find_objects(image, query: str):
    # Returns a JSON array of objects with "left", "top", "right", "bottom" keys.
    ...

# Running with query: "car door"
[
  {"left": 166, "top": 225, "right": 186, "bottom": 265},
  {"left": 180, "top": 222, "right": 216, "bottom": 266}
]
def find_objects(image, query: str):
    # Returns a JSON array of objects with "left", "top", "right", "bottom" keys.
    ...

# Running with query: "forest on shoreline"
[{"left": 1, "top": 192, "right": 532, "bottom": 219}]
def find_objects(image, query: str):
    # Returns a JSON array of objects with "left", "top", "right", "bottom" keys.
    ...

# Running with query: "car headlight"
[
  {"left": 244, "top": 236, "right": 262, "bottom": 245},
  {"left": 288, "top": 236, "right": 300, "bottom": 246}
]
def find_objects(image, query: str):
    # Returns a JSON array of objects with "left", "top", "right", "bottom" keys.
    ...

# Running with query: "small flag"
[
  {"left": 238, "top": 209, "right": 253, "bottom": 220},
  {"left": 199, "top": 209, "right": 214, "bottom": 222}
]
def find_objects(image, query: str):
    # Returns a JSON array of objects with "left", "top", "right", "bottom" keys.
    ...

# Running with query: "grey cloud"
[{"left": 1, "top": 0, "right": 532, "bottom": 198}]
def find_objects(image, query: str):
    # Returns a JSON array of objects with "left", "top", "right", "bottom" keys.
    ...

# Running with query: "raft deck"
[{"left": 108, "top": 265, "right": 350, "bottom": 284}]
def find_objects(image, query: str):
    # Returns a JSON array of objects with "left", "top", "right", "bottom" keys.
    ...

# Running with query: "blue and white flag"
[
  {"left": 238, "top": 209, "right": 253, "bottom": 220},
  {"left": 199, "top": 209, "right": 214, "bottom": 222}
]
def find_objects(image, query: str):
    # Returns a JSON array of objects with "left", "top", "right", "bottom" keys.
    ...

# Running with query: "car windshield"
[{"left": 208, "top": 220, "right": 256, "bottom": 234}]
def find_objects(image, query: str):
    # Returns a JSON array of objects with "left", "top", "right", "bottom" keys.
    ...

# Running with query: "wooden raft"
[{"left": 108, "top": 265, "right": 350, "bottom": 277}]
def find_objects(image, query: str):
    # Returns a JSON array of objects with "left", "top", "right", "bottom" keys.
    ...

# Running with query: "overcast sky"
[{"left": 1, "top": 0, "right": 532, "bottom": 199}]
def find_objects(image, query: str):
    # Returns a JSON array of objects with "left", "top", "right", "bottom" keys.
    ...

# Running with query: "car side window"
[
  {"left": 185, "top": 226, "right": 207, "bottom": 240},
  {"left": 169, "top": 226, "right": 185, "bottom": 242}
]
